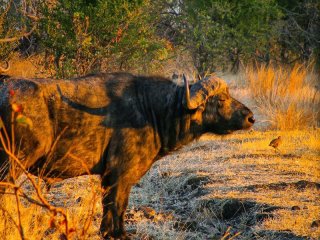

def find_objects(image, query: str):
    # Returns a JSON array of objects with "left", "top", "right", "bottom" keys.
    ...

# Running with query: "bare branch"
[
  {"left": 0, "top": 0, "right": 14, "bottom": 20},
  {"left": 0, "top": 24, "right": 37, "bottom": 43},
  {"left": 0, "top": 126, "right": 70, "bottom": 239},
  {"left": 14, "top": 187, "right": 25, "bottom": 239},
  {"left": 24, "top": 13, "right": 40, "bottom": 22}
]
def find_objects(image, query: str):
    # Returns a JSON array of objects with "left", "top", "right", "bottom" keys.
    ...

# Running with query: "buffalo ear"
[{"left": 190, "top": 104, "right": 205, "bottom": 124}]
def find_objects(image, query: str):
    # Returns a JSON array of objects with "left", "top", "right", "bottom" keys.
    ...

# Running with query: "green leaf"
[{"left": 16, "top": 114, "right": 33, "bottom": 129}]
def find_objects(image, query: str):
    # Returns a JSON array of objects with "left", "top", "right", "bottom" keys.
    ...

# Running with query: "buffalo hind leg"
[
  {"left": 118, "top": 182, "right": 131, "bottom": 238},
  {"left": 100, "top": 176, "right": 132, "bottom": 240}
]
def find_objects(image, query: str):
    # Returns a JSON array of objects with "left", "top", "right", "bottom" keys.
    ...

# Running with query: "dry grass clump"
[
  {"left": 245, "top": 64, "right": 319, "bottom": 130},
  {"left": 1, "top": 53, "right": 54, "bottom": 78},
  {"left": 0, "top": 175, "right": 102, "bottom": 240}
]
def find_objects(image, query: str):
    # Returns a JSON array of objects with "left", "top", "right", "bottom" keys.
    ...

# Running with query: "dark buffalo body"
[{"left": 0, "top": 72, "right": 254, "bottom": 239}]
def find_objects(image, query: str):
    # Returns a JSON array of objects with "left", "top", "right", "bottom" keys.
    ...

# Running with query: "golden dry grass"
[
  {"left": 245, "top": 64, "right": 319, "bottom": 130},
  {"left": 2, "top": 53, "right": 55, "bottom": 78},
  {"left": 0, "top": 175, "right": 103, "bottom": 240}
]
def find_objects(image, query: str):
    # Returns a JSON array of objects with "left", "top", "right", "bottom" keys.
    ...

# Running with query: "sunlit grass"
[
  {"left": 245, "top": 64, "right": 319, "bottom": 130},
  {"left": 0, "top": 176, "right": 102, "bottom": 240}
]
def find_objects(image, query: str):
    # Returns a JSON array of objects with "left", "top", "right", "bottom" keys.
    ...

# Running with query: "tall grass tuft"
[{"left": 245, "top": 64, "right": 319, "bottom": 130}]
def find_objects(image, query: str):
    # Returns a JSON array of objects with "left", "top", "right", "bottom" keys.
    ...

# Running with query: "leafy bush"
[
  {"left": 0, "top": 0, "right": 319, "bottom": 77},
  {"left": 38, "top": 0, "right": 169, "bottom": 77},
  {"left": 157, "top": 0, "right": 282, "bottom": 75}
]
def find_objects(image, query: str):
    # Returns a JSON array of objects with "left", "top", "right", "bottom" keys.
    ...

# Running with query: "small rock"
[
  {"left": 160, "top": 172, "right": 171, "bottom": 178},
  {"left": 173, "top": 221, "right": 198, "bottom": 231},
  {"left": 197, "top": 199, "right": 255, "bottom": 220},
  {"left": 291, "top": 206, "right": 300, "bottom": 211},
  {"left": 256, "top": 213, "right": 274, "bottom": 222},
  {"left": 59, "top": 233, "right": 67, "bottom": 240},
  {"left": 139, "top": 206, "right": 156, "bottom": 219},
  {"left": 311, "top": 220, "right": 320, "bottom": 228},
  {"left": 262, "top": 206, "right": 282, "bottom": 213},
  {"left": 126, "top": 228, "right": 137, "bottom": 235},
  {"left": 221, "top": 199, "right": 255, "bottom": 219}
]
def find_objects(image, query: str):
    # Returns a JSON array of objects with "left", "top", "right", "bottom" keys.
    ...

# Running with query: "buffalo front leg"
[{"left": 100, "top": 173, "right": 132, "bottom": 239}]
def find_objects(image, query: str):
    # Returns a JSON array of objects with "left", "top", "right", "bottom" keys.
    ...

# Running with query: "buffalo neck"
[{"left": 137, "top": 79, "right": 203, "bottom": 156}]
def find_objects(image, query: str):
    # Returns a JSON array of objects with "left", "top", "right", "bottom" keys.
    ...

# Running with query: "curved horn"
[
  {"left": 0, "top": 60, "right": 10, "bottom": 73},
  {"left": 183, "top": 74, "right": 194, "bottom": 109},
  {"left": 183, "top": 75, "right": 227, "bottom": 110}
]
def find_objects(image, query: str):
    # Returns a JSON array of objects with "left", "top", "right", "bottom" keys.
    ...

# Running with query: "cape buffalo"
[{"left": 0, "top": 73, "right": 254, "bottom": 239}]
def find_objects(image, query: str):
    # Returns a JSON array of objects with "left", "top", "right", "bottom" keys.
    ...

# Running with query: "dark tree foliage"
[
  {"left": 276, "top": 0, "right": 320, "bottom": 66},
  {"left": 38, "top": 0, "right": 169, "bottom": 77},
  {"left": 156, "top": 0, "right": 319, "bottom": 74},
  {"left": 0, "top": 0, "right": 319, "bottom": 76},
  {"left": 1, "top": 0, "right": 169, "bottom": 77},
  {"left": 156, "top": 0, "right": 282, "bottom": 75},
  {"left": 0, "top": 0, "right": 38, "bottom": 60}
]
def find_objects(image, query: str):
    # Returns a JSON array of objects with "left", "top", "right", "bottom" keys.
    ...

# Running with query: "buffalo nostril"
[{"left": 248, "top": 116, "right": 255, "bottom": 124}]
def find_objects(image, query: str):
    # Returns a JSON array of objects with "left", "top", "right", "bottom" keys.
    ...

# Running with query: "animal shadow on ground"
[
  {"left": 241, "top": 180, "right": 320, "bottom": 192},
  {"left": 232, "top": 153, "right": 301, "bottom": 160}
]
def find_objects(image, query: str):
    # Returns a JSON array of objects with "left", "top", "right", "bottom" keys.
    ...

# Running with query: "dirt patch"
[
  {"left": 182, "top": 176, "right": 211, "bottom": 191},
  {"left": 188, "top": 144, "right": 220, "bottom": 152},
  {"left": 162, "top": 174, "right": 211, "bottom": 197},
  {"left": 256, "top": 230, "right": 307, "bottom": 240},
  {"left": 244, "top": 180, "right": 320, "bottom": 192},
  {"left": 173, "top": 220, "right": 198, "bottom": 231},
  {"left": 197, "top": 198, "right": 256, "bottom": 220},
  {"left": 233, "top": 153, "right": 301, "bottom": 159}
]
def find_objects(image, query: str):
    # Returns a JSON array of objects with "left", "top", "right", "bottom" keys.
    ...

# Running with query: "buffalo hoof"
[
  {"left": 101, "top": 231, "right": 131, "bottom": 240},
  {"left": 102, "top": 234, "right": 132, "bottom": 240}
]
